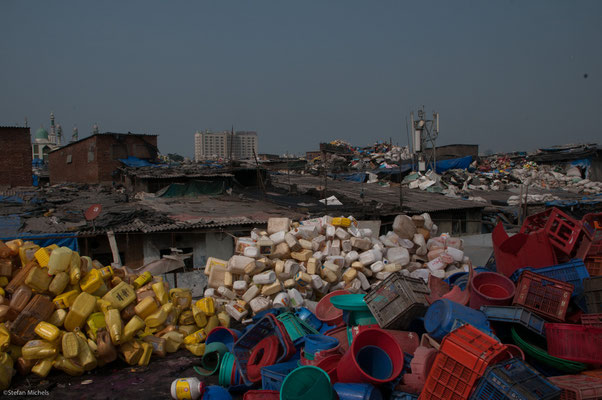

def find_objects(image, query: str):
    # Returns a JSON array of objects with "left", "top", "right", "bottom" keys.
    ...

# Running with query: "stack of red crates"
[
  {"left": 545, "top": 323, "right": 602, "bottom": 364},
  {"left": 513, "top": 270, "right": 574, "bottom": 322},
  {"left": 418, "top": 324, "right": 509, "bottom": 400}
]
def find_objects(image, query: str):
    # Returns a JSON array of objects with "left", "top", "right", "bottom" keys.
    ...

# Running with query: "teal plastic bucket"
[{"left": 280, "top": 365, "right": 333, "bottom": 400}]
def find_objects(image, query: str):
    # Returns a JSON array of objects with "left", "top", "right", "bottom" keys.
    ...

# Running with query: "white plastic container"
[
  {"left": 299, "top": 239, "right": 313, "bottom": 250},
  {"left": 357, "top": 271, "right": 370, "bottom": 290},
  {"left": 359, "top": 249, "right": 382, "bottom": 266},
  {"left": 413, "top": 234, "right": 427, "bottom": 256},
  {"left": 204, "top": 288, "right": 216, "bottom": 298},
  {"left": 426, "top": 256, "right": 447, "bottom": 272},
  {"left": 344, "top": 251, "right": 359, "bottom": 267},
  {"left": 253, "top": 271, "right": 276, "bottom": 285},
  {"left": 225, "top": 302, "right": 248, "bottom": 321},
  {"left": 287, "top": 288, "right": 303, "bottom": 308},
  {"left": 228, "top": 255, "right": 255, "bottom": 274},
  {"left": 217, "top": 286, "right": 236, "bottom": 300},
  {"left": 312, "top": 235, "right": 326, "bottom": 251},
  {"left": 269, "top": 231, "right": 286, "bottom": 245},
  {"left": 325, "top": 225, "right": 335, "bottom": 239},
  {"left": 233, "top": 280, "right": 248, "bottom": 295},
  {"left": 285, "top": 233, "right": 301, "bottom": 251},
  {"left": 249, "top": 297, "right": 271, "bottom": 314},
  {"left": 242, "top": 285, "right": 260, "bottom": 303},
  {"left": 335, "top": 228, "right": 350, "bottom": 240},
  {"left": 445, "top": 247, "right": 464, "bottom": 262},
  {"left": 273, "top": 292, "right": 289, "bottom": 308},
  {"left": 386, "top": 247, "right": 410, "bottom": 266},
  {"left": 326, "top": 256, "right": 345, "bottom": 268},
  {"left": 348, "top": 226, "right": 361, "bottom": 237},
  {"left": 283, "top": 260, "right": 300, "bottom": 278},
  {"left": 171, "top": 377, "right": 204, "bottom": 400},
  {"left": 267, "top": 218, "right": 291, "bottom": 235},
  {"left": 243, "top": 246, "right": 260, "bottom": 258},
  {"left": 341, "top": 240, "right": 352, "bottom": 253},
  {"left": 370, "top": 261, "right": 385, "bottom": 273}
]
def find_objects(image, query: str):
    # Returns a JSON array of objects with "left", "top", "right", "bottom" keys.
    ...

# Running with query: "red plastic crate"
[
  {"left": 548, "top": 375, "right": 602, "bottom": 400},
  {"left": 243, "top": 390, "right": 280, "bottom": 400},
  {"left": 520, "top": 209, "right": 553, "bottom": 234},
  {"left": 419, "top": 324, "right": 509, "bottom": 400},
  {"left": 545, "top": 208, "right": 583, "bottom": 256},
  {"left": 582, "top": 212, "right": 602, "bottom": 257},
  {"left": 585, "top": 257, "right": 602, "bottom": 277},
  {"left": 513, "top": 270, "right": 574, "bottom": 322},
  {"left": 546, "top": 323, "right": 602, "bottom": 364},
  {"left": 581, "top": 313, "right": 602, "bottom": 328}
]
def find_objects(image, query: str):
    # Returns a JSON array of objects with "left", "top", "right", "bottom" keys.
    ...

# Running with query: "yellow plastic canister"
[
  {"left": 0, "top": 351, "right": 14, "bottom": 390},
  {"left": 191, "top": 305, "right": 207, "bottom": 328},
  {"left": 332, "top": 217, "right": 351, "bottom": 227},
  {"left": 76, "top": 336, "right": 97, "bottom": 371},
  {"left": 102, "top": 281, "right": 136, "bottom": 310},
  {"left": 185, "top": 342, "right": 206, "bottom": 356},
  {"left": 33, "top": 247, "right": 51, "bottom": 268},
  {"left": 47, "top": 246, "right": 73, "bottom": 275},
  {"left": 144, "top": 304, "right": 169, "bottom": 328},
  {"left": 218, "top": 311, "right": 231, "bottom": 328},
  {"left": 162, "top": 331, "right": 184, "bottom": 353},
  {"left": 25, "top": 267, "right": 52, "bottom": 292},
  {"left": 91, "top": 280, "right": 109, "bottom": 297},
  {"left": 31, "top": 355, "right": 55, "bottom": 378},
  {"left": 122, "top": 316, "right": 145, "bottom": 343},
  {"left": 171, "top": 288, "right": 192, "bottom": 309},
  {"left": 137, "top": 342, "right": 152, "bottom": 366},
  {"left": 80, "top": 269, "right": 102, "bottom": 293},
  {"left": 48, "top": 272, "right": 70, "bottom": 296},
  {"left": 19, "top": 242, "right": 40, "bottom": 267},
  {"left": 53, "top": 289, "right": 80, "bottom": 309},
  {"left": 85, "top": 312, "right": 107, "bottom": 340},
  {"left": 69, "top": 252, "right": 81, "bottom": 284},
  {"left": 134, "top": 296, "right": 159, "bottom": 320},
  {"left": 195, "top": 297, "right": 215, "bottom": 316},
  {"left": 0, "top": 276, "right": 8, "bottom": 287},
  {"left": 34, "top": 322, "right": 60, "bottom": 342},
  {"left": 0, "top": 324, "right": 9, "bottom": 351},
  {"left": 53, "top": 354, "right": 84, "bottom": 376},
  {"left": 183, "top": 329, "right": 207, "bottom": 345},
  {"left": 178, "top": 310, "right": 195, "bottom": 326},
  {"left": 178, "top": 325, "right": 197, "bottom": 336},
  {"left": 61, "top": 332, "right": 80, "bottom": 358},
  {"left": 205, "top": 315, "right": 220, "bottom": 334},
  {"left": 21, "top": 340, "right": 57, "bottom": 360},
  {"left": 105, "top": 309, "right": 123, "bottom": 345},
  {"left": 97, "top": 298, "right": 113, "bottom": 314},
  {"left": 48, "top": 309, "right": 68, "bottom": 328},
  {"left": 151, "top": 281, "right": 169, "bottom": 305},
  {"left": 120, "top": 340, "right": 143, "bottom": 365},
  {"left": 133, "top": 271, "right": 152, "bottom": 290},
  {"left": 98, "top": 265, "right": 114, "bottom": 280},
  {"left": 64, "top": 292, "right": 97, "bottom": 331}
]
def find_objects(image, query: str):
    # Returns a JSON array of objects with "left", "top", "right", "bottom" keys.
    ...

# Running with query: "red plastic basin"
[
  {"left": 469, "top": 272, "right": 516, "bottom": 310},
  {"left": 316, "top": 290, "right": 350, "bottom": 326}
]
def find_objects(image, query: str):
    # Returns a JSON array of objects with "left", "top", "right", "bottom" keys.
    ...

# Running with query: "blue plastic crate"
[
  {"left": 260, "top": 359, "right": 300, "bottom": 391},
  {"left": 233, "top": 314, "right": 292, "bottom": 386},
  {"left": 470, "top": 358, "right": 561, "bottom": 400},
  {"left": 510, "top": 259, "right": 590, "bottom": 310},
  {"left": 480, "top": 306, "right": 547, "bottom": 338},
  {"left": 391, "top": 392, "right": 418, "bottom": 400}
]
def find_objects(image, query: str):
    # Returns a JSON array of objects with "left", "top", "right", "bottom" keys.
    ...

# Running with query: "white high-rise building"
[{"left": 194, "top": 130, "right": 258, "bottom": 161}]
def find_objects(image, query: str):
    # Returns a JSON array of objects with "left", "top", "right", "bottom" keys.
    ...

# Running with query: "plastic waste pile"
[
  {"left": 204, "top": 215, "right": 474, "bottom": 323},
  {"left": 0, "top": 240, "right": 230, "bottom": 390},
  {"left": 173, "top": 210, "right": 602, "bottom": 400}
]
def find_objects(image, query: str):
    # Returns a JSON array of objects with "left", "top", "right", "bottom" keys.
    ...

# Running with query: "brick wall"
[
  {"left": 0, "top": 127, "right": 33, "bottom": 187},
  {"left": 49, "top": 133, "right": 158, "bottom": 184}
]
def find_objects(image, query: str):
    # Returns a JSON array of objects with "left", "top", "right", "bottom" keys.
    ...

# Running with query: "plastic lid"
[{"left": 423, "top": 299, "right": 450, "bottom": 335}]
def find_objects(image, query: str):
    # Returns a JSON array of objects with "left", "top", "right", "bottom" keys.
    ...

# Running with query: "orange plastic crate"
[
  {"left": 513, "top": 270, "right": 574, "bottom": 322},
  {"left": 419, "top": 324, "right": 508, "bottom": 400},
  {"left": 581, "top": 313, "right": 602, "bottom": 328}
]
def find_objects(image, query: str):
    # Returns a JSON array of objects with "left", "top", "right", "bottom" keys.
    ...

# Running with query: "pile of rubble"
[{"left": 204, "top": 214, "right": 472, "bottom": 321}]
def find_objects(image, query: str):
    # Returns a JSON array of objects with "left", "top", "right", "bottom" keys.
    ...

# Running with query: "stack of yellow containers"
[{"left": 0, "top": 240, "right": 229, "bottom": 390}]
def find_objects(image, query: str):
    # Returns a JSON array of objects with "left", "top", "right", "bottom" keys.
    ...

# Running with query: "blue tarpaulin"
[
  {"left": 0, "top": 232, "right": 79, "bottom": 252},
  {"left": 119, "top": 156, "right": 156, "bottom": 167},
  {"left": 433, "top": 156, "right": 473, "bottom": 174}
]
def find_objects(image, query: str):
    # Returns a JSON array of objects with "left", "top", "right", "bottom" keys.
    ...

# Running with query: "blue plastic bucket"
[
  {"left": 204, "top": 385, "right": 233, "bottom": 400},
  {"left": 333, "top": 383, "right": 383, "bottom": 400},
  {"left": 356, "top": 345, "right": 393, "bottom": 380},
  {"left": 424, "top": 299, "right": 490, "bottom": 341}
]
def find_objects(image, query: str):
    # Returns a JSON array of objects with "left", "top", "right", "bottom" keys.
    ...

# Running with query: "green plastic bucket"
[{"left": 280, "top": 365, "right": 334, "bottom": 400}]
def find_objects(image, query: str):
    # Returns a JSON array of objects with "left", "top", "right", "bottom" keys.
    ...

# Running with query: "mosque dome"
[{"left": 35, "top": 127, "right": 49, "bottom": 140}]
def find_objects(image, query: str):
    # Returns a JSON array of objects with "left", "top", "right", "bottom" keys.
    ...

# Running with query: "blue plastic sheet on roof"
[
  {"left": 119, "top": 156, "right": 156, "bottom": 167},
  {"left": 433, "top": 155, "right": 473, "bottom": 174},
  {"left": 1, "top": 232, "right": 79, "bottom": 252},
  {"left": 0, "top": 195, "right": 24, "bottom": 204}
]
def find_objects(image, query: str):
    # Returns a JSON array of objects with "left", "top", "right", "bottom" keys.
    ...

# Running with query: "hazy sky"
[{"left": 1, "top": 1, "right": 600, "bottom": 158}]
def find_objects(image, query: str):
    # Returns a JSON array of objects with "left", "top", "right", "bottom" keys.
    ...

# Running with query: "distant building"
[
  {"left": 194, "top": 130, "right": 258, "bottom": 161},
  {"left": 0, "top": 126, "right": 33, "bottom": 187},
  {"left": 306, "top": 151, "right": 321, "bottom": 160},
  {"left": 49, "top": 132, "right": 158, "bottom": 184},
  {"left": 32, "top": 113, "right": 62, "bottom": 162}
]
